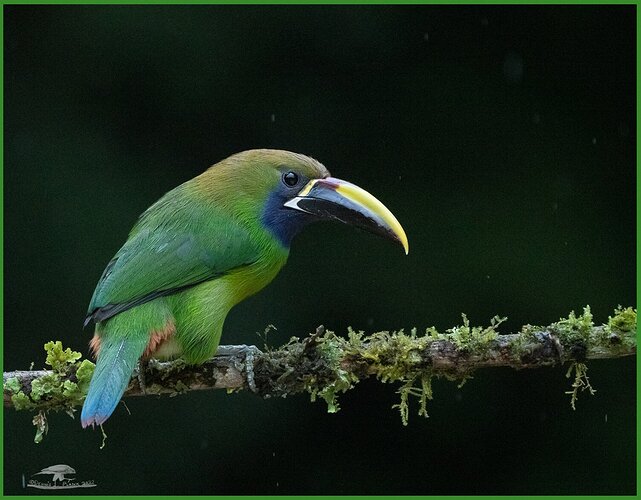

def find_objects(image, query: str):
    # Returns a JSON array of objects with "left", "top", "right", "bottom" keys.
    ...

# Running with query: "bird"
[{"left": 81, "top": 149, "right": 408, "bottom": 428}]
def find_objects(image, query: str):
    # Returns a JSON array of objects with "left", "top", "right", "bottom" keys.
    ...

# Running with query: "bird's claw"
[
  {"left": 242, "top": 345, "right": 260, "bottom": 394},
  {"left": 136, "top": 359, "right": 149, "bottom": 394},
  {"left": 216, "top": 344, "right": 261, "bottom": 393}
]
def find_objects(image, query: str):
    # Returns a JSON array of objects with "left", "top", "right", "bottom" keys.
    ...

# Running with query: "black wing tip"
[
  {"left": 84, "top": 280, "right": 215, "bottom": 328},
  {"left": 83, "top": 315, "right": 93, "bottom": 328},
  {"left": 84, "top": 302, "right": 133, "bottom": 326}
]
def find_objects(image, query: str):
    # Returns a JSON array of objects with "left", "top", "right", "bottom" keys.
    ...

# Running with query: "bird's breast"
[{"left": 225, "top": 254, "right": 288, "bottom": 305}]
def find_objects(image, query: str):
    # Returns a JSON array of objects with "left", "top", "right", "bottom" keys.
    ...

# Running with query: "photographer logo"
[{"left": 27, "top": 464, "right": 96, "bottom": 490}]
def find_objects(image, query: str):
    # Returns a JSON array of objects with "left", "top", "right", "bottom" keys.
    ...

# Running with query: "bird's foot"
[
  {"left": 136, "top": 359, "right": 149, "bottom": 394},
  {"left": 215, "top": 344, "right": 261, "bottom": 393},
  {"left": 242, "top": 345, "right": 260, "bottom": 394}
]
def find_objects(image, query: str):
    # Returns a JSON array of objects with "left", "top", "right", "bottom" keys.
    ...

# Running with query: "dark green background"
[{"left": 4, "top": 5, "right": 636, "bottom": 495}]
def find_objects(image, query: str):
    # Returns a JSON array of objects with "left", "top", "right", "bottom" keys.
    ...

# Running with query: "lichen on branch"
[
  {"left": 3, "top": 306, "right": 636, "bottom": 441},
  {"left": 4, "top": 341, "right": 95, "bottom": 442}
]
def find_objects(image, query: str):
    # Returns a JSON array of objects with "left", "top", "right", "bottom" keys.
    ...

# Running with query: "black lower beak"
[{"left": 284, "top": 177, "right": 409, "bottom": 254}]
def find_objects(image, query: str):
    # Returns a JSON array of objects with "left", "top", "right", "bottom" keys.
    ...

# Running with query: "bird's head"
[{"left": 201, "top": 149, "right": 408, "bottom": 253}]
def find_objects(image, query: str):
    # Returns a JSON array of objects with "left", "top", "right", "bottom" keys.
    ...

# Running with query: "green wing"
[{"left": 86, "top": 199, "right": 259, "bottom": 325}]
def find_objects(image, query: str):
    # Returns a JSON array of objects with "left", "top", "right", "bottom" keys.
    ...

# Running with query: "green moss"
[
  {"left": 6, "top": 342, "right": 96, "bottom": 443},
  {"left": 392, "top": 373, "right": 434, "bottom": 426},
  {"left": 23, "top": 369, "right": 90, "bottom": 413},
  {"left": 361, "top": 329, "right": 429, "bottom": 383},
  {"left": 7, "top": 307, "right": 633, "bottom": 439},
  {"left": 11, "top": 391, "right": 35, "bottom": 410},
  {"left": 30, "top": 373, "right": 63, "bottom": 401},
  {"left": 44, "top": 341, "right": 82, "bottom": 372},
  {"left": 448, "top": 314, "right": 506, "bottom": 353},
  {"left": 75, "top": 359, "right": 96, "bottom": 394},
  {"left": 346, "top": 326, "right": 364, "bottom": 346},
  {"left": 509, "top": 324, "right": 540, "bottom": 357},
  {"left": 306, "top": 318, "right": 506, "bottom": 424},
  {"left": 608, "top": 306, "right": 637, "bottom": 333},
  {"left": 555, "top": 306, "right": 594, "bottom": 345},
  {"left": 10, "top": 342, "right": 95, "bottom": 410},
  {"left": 565, "top": 362, "right": 596, "bottom": 410},
  {"left": 425, "top": 326, "right": 442, "bottom": 340},
  {"left": 352, "top": 328, "right": 441, "bottom": 425},
  {"left": 392, "top": 378, "right": 413, "bottom": 426},
  {"left": 317, "top": 385, "right": 340, "bottom": 413},
  {"left": 300, "top": 309, "right": 627, "bottom": 424},
  {"left": 5, "top": 377, "right": 21, "bottom": 394},
  {"left": 418, "top": 374, "right": 433, "bottom": 418},
  {"left": 312, "top": 366, "right": 358, "bottom": 414},
  {"left": 304, "top": 329, "right": 359, "bottom": 413},
  {"left": 62, "top": 380, "right": 79, "bottom": 397},
  {"left": 316, "top": 332, "right": 344, "bottom": 366},
  {"left": 24, "top": 345, "right": 95, "bottom": 409}
]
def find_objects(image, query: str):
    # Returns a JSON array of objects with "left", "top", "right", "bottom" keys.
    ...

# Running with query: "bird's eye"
[{"left": 282, "top": 171, "right": 299, "bottom": 187}]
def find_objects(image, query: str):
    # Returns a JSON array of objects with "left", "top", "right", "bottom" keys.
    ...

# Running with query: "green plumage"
[
  {"left": 82, "top": 150, "right": 324, "bottom": 427},
  {"left": 81, "top": 148, "right": 406, "bottom": 427},
  {"left": 87, "top": 183, "right": 262, "bottom": 322}
]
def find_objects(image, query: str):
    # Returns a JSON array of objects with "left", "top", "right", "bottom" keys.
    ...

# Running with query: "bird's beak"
[{"left": 284, "top": 177, "right": 409, "bottom": 254}]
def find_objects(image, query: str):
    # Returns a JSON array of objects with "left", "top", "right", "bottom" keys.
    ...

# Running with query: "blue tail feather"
[{"left": 81, "top": 335, "right": 147, "bottom": 428}]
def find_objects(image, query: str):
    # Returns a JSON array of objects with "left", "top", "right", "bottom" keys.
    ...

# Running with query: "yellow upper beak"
[{"left": 284, "top": 177, "right": 409, "bottom": 255}]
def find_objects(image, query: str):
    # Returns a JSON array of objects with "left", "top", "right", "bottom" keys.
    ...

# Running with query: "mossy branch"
[{"left": 3, "top": 306, "right": 636, "bottom": 438}]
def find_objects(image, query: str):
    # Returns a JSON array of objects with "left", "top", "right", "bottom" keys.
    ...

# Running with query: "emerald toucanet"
[{"left": 81, "top": 149, "right": 408, "bottom": 428}]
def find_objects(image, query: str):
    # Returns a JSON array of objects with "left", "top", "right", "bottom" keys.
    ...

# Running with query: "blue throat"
[{"left": 261, "top": 190, "right": 316, "bottom": 248}]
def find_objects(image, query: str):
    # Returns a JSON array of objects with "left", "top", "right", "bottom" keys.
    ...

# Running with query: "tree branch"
[{"left": 4, "top": 307, "right": 636, "bottom": 419}]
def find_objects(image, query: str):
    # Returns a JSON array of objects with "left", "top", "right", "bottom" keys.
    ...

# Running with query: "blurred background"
[{"left": 4, "top": 5, "right": 635, "bottom": 494}]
